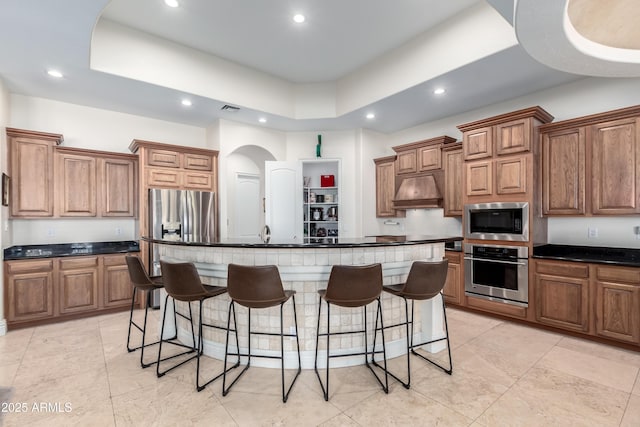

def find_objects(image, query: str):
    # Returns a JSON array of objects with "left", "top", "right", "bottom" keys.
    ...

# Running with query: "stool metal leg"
[
  {"left": 222, "top": 301, "right": 249, "bottom": 396},
  {"left": 156, "top": 295, "right": 199, "bottom": 378},
  {"left": 313, "top": 295, "right": 329, "bottom": 401},
  {"left": 373, "top": 296, "right": 411, "bottom": 388},
  {"left": 409, "top": 297, "right": 452, "bottom": 375},
  {"left": 364, "top": 298, "right": 388, "bottom": 393},
  {"left": 281, "top": 295, "right": 301, "bottom": 403}
]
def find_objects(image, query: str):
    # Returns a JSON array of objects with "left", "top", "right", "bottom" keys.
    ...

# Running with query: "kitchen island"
[{"left": 144, "top": 235, "right": 461, "bottom": 369}]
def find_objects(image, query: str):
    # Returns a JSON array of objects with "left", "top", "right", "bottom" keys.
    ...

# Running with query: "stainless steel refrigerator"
[{"left": 149, "top": 188, "right": 216, "bottom": 277}]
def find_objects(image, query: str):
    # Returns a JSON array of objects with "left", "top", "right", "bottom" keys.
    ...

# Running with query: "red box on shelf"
[{"left": 320, "top": 175, "right": 335, "bottom": 187}]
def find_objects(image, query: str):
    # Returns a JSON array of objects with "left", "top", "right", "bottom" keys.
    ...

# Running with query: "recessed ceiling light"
[
  {"left": 366, "top": 113, "right": 376, "bottom": 120},
  {"left": 433, "top": 88, "right": 446, "bottom": 95},
  {"left": 293, "top": 14, "right": 305, "bottom": 23},
  {"left": 165, "top": 0, "right": 179, "bottom": 8},
  {"left": 258, "top": 117, "right": 267, "bottom": 123},
  {"left": 181, "top": 99, "right": 192, "bottom": 106},
  {"left": 47, "top": 69, "right": 63, "bottom": 78}
]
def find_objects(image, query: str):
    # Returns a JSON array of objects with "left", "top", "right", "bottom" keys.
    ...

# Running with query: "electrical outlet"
[
  {"left": 47, "top": 228, "right": 55, "bottom": 237},
  {"left": 115, "top": 227, "right": 122, "bottom": 235},
  {"left": 587, "top": 227, "right": 598, "bottom": 238}
]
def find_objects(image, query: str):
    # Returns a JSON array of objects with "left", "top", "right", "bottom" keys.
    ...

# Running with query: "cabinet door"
[
  {"left": 495, "top": 156, "right": 527, "bottom": 195},
  {"left": 594, "top": 265, "right": 640, "bottom": 344},
  {"left": 443, "top": 148, "right": 463, "bottom": 216},
  {"left": 58, "top": 257, "right": 99, "bottom": 315},
  {"left": 374, "top": 157, "right": 401, "bottom": 217},
  {"left": 465, "top": 160, "right": 492, "bottom": 196},
  {"left": 183, "top": 153, "right": 213, "bottom": 171},
  {"left": 535, "top": 273, "right": 590, "bottom": 333},
  {"left": 147, "top": 168, "right": 181, "bottom": 188},
  {"left": 541, "top": 127, "right": 586, "bottom": 215},
  {"left": 591, "top": 117, "right": 640, "bottom": 214},
  {"left": 147, "top": 148, "right": 180, "bottom": 168},
  {"left": 396, "top": 150, "right": 417, "bottom": 175},
  {"left": 103, "top": 254, "right": 136, "bottom": 308},
  {"left": 496, "top": 119, "right": 531, "bottom": 155},
  {"left": 442, "top": 252, "right": 461, "bottom": 305},
  {"left": 265, "top": 161, "right": 303, "bottom": 241},
  {"left": 6, "top": 260, "right": 54, "bottom": 322},
  {"left": 417, "top": 145, "right": 441, "bottom": 172},
  {"left": 9, "top": 137, "right": 54, "bottom": 217},
  {"left": 100, "top": 158, "right": 137, "bottom": 217},
  {"left": 56, "top": 152, "right": 97, "bottom": 216},
  {"left": 463, "top": 127, "right": 492, "bottom": 160},
  {"left": 183, "top": 172, "right": 213, "bottom": 190}
]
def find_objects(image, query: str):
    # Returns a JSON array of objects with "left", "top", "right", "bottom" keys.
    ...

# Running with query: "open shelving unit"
[{"left": 302, "top": 159, "right": 340, "bottom": 243}]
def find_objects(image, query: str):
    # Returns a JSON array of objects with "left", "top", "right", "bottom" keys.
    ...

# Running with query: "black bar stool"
[
  {"left": 314, "top": 263, "right": 389, "bottom": 401},
  {"left": 222, "top": 264, "right": 301, "bottom": 403},
  {"left": 373, "top": 259, "right": 452, "bottom": 389},
  {"left": 125, "top": 255, "right": 167, "bottom": 368},
  {"left": 158, "top": 260, "right": 240, "bottom": 392}
]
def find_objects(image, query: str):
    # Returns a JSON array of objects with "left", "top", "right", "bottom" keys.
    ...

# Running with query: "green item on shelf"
[{"left": 316, "top": 134, "right": 322, "bottom": 157}]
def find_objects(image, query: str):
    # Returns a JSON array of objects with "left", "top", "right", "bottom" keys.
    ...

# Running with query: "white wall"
[{"left": 8, "top": 95, "right": 208, "bottom": 245}]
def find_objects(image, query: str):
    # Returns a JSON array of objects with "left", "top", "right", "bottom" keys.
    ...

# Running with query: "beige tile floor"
[{"left": 1, "top": 307, "right": 639, "bottom": 426}]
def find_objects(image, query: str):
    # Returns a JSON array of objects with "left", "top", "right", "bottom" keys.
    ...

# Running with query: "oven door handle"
[{"left": 463, "top": 256, "right": 527, "bottom": 266}]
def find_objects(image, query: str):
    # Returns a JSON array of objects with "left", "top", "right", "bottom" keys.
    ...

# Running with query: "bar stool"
[
  {"left": 314, "top": 264, "right": 389, "bottom": 401},
  {"left": 125, "top": 255, "right": 167, "bottom": 368},
  {"left": 222, "top": 264, "right": 301, "bottom": 403},
  {"left": 373, "top": 259, "right": 451, "bottom": 389},
  {"left": 158, "top": 260, "right": 240, "bottom": 392}
]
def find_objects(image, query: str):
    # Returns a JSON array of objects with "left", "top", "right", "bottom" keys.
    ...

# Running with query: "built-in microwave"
[{"left": 464, "top": 202, "right": 529, "bottom": 242}]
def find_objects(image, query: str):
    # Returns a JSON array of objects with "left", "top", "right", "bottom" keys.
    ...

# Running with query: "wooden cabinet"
[
  {"left": 7, "top": 128, "right": 63, "bottom": 217},
  {"left": 443, "top": 145, "right": 463, "bottom": 216},
  {"left": 591, "top": 117, "right": 640, "bottom": 214},
  {"left": 534, "top": 259, "right": 590, "bottom": 333},
  {"left": 594, "top": 265, "right": 640, "bottom": 344},
  {"left": 443, "top": 251, "right": 462, "bottom": 305},
  {"left": 541, "top": 127, "right": 586, "bottom": 215},
  {"left": 58, "top": 257, "right": 99, "bottom": 314},
  {"left": 5, "top": 252, "right": 138, "bottom": 329},
  {"left": 540, "top": 106, "right": 640, "bottom": 216},
  {"left": 393, "top": 137, "right": 455, "bottom": 176},
  {"left": 374, "top": 156, "right": 402, "bottom": 217},
  {"left": 102, "top": 254, "right": 135, "bottom": 308},
  {"left": 5, "top": 259, "right": 54, "bottom": 323},
  {"left": 458, "top": 107, "right": 553, "bottom": 204},
  {"left": 55, "top": 151, "right": 97, "bottom": 217},
  {"left": 417, "top": 144, "right": 442, "bottom": 171},
  {"left": 100, "top": 157, "right": 137, "bottom": 217},
  {"left": 396, "top": 149, "right": 418, "bottom": 175}
]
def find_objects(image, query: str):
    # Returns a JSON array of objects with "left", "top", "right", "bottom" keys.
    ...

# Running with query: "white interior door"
[
  {"left": 233, "top": 173, "right": 261, "bottom": 239},
  {"left": 265, "top": 161, "right": 302, "bottom": 241}
]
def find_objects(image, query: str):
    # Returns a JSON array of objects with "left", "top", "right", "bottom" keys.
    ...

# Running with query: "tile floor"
[{"left": 0, "top": 307, "right": 639, "bottom": 426}]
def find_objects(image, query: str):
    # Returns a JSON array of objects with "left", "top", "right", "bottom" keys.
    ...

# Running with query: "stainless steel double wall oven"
[{"left": 463, "top": 202, "right": 529, "bottom": 307}]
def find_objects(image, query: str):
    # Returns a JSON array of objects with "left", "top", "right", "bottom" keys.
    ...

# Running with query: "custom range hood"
[{"left": 392, "top": 172, "right": 443, "bottom": 209}]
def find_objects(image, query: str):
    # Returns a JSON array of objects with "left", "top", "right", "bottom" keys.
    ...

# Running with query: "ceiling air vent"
[{"left": 221, "top": 104, "right": 240, "bottom": 112}]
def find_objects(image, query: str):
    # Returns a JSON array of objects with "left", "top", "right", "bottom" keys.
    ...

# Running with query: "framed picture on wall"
[{"left": 2, "top": 173, "right": 9, "bottom": 206}]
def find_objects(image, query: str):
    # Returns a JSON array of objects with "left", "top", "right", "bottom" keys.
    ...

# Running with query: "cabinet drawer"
[
  {"left": 59, "top": 257, "right": 99, "bottom": 270},
  {"left": 103, "top": 254, "right": 129, "bottom": 267},
  {"left": 147, "top": 168, "right": 181, "bottom": 188},
  {"left": 6, "top": 260, "right": 54, "bottom": 274},
  {"left": 596, "top": 265, "right": 640, "bottom": 284},
  {"left": 535, "top": 260, "right": 589, "bottom": 278},
  {"left": 183, "top": 153, "right": 213, "bottom": 171},
  {"left": 147, "top": 149, "right": 180, "bottom": 168}
]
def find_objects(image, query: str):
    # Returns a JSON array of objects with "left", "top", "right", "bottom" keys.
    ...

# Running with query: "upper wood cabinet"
[
  {"left": 392, "top": 136, "right": 455, "bottom": 176},
  {"left": 373, "top": 156, "right": 403, "bottom": 218},
  {"left": 458, "top": 106, "right": 553, "bottom": 204},
  {"left": 540, "top": 105, "right": 640, "bottom": 216},
  {"left": 7, "top": 128, "right": 63, "bottom": 217},
  {"left": 54, "top": 147, "right": 138, "bottom": 218},
  {"left": 443, "top": 144, "right": 463, "bottom": 217}
]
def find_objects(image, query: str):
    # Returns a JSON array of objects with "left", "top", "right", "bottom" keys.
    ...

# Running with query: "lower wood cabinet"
[
  {"left": 532, "top": 259, "right": 640, "bottom": 346},
  {"left": 534, "top": 260, "right": 590, "bottom": 333},
  {"left": 4, "top": 253, "right": 138, "bottom": 328},
  {"left": 442, "top": 251, "right": 463, "bottom": 305},
  {"left": 594, "top": 265, "right": 640, "bottom": 344},
  {"left": 5, "top": 259, "right": 54, "bottom": 323}
]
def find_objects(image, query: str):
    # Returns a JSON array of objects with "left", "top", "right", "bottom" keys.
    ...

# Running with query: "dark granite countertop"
[
  {"left": 533, "top": 244, "right": 640, "bottom": 268},
  {"left": 142, "top": 235, "right": 462, "bottom": 249},
  {"left": 3, "top": 241, "right": 140, "bottom": 260}
]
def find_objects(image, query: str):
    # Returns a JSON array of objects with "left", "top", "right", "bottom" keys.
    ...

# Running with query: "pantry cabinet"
[
  {"left": 7, "top": 128, "right": 63, "bottom": 217},
  {"left": 540, "top": 106, "right": 640, "bottom": 216}
]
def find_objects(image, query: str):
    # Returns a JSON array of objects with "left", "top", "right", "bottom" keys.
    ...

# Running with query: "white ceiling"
[{"left": 0, "top": 0, "right": 630, "bottom": 134}]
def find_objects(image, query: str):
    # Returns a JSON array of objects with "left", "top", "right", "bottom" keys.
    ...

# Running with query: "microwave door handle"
[{"left": 463, "top": 256, "right": 527, "bottom": 266}]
